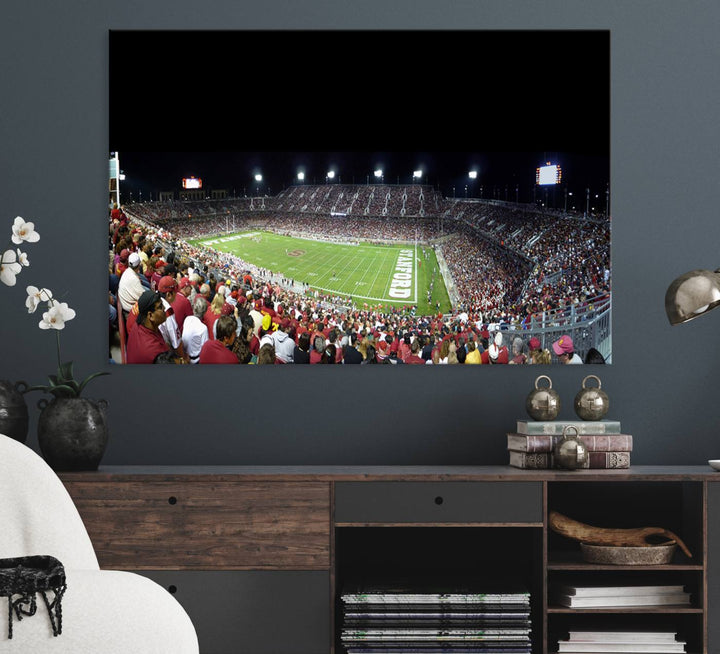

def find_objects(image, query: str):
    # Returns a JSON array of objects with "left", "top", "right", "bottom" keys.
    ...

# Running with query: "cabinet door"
[
  {"left": 65, "top": 480, "right": 331, "bottom": 569},
  {"left": 139, "top": 570, "right": 330, "bottom": 654}
]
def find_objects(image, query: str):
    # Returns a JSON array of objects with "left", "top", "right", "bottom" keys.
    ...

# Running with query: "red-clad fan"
[
  {"left": 171, "top": 277, "right": 193, "bottom": 335},
  {"left": 126, "top": 290, "right": 171, "bottom": 364},
  {"left": 198, "top": 315, "right": 239, "bottom": 364}
]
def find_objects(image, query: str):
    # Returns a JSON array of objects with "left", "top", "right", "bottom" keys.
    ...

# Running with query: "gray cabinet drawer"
[
  {"left": 138, "top": 570, "right": 330, "bottom": 654},
  {"left": 334, "top": 481, "right": 542, "bottom": 524}
]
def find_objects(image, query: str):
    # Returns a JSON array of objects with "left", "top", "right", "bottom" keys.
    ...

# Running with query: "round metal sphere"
[
  {"left": 554, "top": 426, "right": 589, "bottom": 470},
  {"left": 526, "top": 375, "right": 561, "bottom": 421},
  {"left": 554, "top": 437, "right": 588, "bottom": 470},
  {"left": 574, "top": 375, "right": 609, "bottom": 421}
]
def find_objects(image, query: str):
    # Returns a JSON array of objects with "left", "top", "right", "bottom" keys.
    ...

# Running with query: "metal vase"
[
  {"left": 0, "top": 380, "right": 29, "bottom": 443},
  {"left": 37, "top": 397, "right": 109, "bottom": 471}
]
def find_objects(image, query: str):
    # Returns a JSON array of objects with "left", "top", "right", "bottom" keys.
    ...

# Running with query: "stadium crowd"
[{"left": 108, "top": 183, "right": 610, "bottom": 365}]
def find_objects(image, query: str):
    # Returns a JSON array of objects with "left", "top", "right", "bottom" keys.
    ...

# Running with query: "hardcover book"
[
  {"left": 557, "top": 643, "right": 685, "bottom": 653},
  {"left": 342, "top": 629, "right": 530, "bottom": 638},
  {"left": 507, "top": 433, "right": 632, "bottom": 453},
  {"left": 553, "top": 592, "right": 690, "bottom": 608},
  {"left": 516, "top": 420, "right": 621, "bottom": 435},
  {"left": 347, "top": 649, "right": 533, "bottom": 653},
  {"left": 342, "top": 593, "right": 530, "bottom": 604},
  {"left": 566, "top": 631, "right": 679, "bottom": 642},
  {"left": 555, "top": 585, "right": 684, "bottom": 597},
  {"left": 508, "top": 451, "right": 550, "bottom": 469},
  {"left": 508, "top": 451, "right": 630, "bottom": 469}
]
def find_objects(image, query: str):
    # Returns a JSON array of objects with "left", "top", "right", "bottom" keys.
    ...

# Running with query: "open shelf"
[
  {"left": 547, "top": 610, "right": 704, "bottom": 654},
  {"left": 548, "top": 606, "right": 704, "bottom": 613},
  {"left": 545, "top": 480, "right": 706, "bottom": 654},
  {"left": 548, "top": 549, "right": 701, "bottom": 570},
  {"left": 335, "top": 526, "right": 543, "bottom": 654}
]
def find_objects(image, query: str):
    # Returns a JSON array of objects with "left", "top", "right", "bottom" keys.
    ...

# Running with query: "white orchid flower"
[
  {"left": 26, "top": 285, "right": 53, "bottom": 313},
  {"left": 11, "top": 216, "right": 40, "bottom": 244},
  {"left": 39, "top": 301, "right": 76, "bottom": 330},
  {"left": 0, "top": 249, "right": 22, "bottom": 286},
  {"left": 16, "top": 249, "right": 29, "bottom": 266}
]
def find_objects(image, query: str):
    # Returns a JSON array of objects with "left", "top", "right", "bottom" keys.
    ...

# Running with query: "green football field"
[{"left": 188, "top": 231, "right": 452, "bottom": 314}]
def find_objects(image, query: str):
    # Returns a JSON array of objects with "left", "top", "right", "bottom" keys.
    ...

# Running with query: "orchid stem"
[{"left": 56, "top": 326, "right": 61, "bottom": 370}]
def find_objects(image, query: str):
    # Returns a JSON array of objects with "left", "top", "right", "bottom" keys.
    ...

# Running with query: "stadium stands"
[{"left": 110, "top": 183, "right": 611, "bottom": 364}]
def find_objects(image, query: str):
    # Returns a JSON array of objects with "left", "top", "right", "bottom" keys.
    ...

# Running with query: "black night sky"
[{"left": 111, "top": 30, "right": 609, "bottom": 204}]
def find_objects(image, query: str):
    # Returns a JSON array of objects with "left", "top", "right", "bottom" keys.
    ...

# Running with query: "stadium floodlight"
[
  {"left": 665, "top": 268, "right": 720, "bottom": 325},
  {"left": 327, "top": 171, "right": 335, "bottom": 180},
  {"left": 374, "top": 169, "right": 383, "bottom": 179},
  {"left": 297, "top": 172, "right": 305, "bottom": 182},
  {"left": 254, "top": 174, "right": 262, "bottom": 182},
  {"left": 413, "top": 170, "right": 422, "bottom": 179},
  {"left": 468, "top": 171, "right": 477, "bottom": 179}
]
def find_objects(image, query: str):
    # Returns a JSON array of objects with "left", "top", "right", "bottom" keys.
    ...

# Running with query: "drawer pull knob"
[
  {"left": 434, "top": 496, "right": 444, "bottom": 505},
  {"left": 168, "top": 496, "right": 178, "bottom": 505},
  {"left": 168, "top": 585, "right": 177, "bottom": 594}
]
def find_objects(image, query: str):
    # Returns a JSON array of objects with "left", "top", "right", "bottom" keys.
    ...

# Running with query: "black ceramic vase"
[
  {"left": 37, "top": 397, "right": 109, "bottom": 471},
  {"left": 0, "top": 380, "right": 29, "bottom": 443}
]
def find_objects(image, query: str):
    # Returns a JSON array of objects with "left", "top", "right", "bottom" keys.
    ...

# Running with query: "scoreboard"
[
  {"left": 536, "top": 163, "right": 562, "bottom": 186},
  {"left": 182, "top": 176, "right": 202, "bottom": 189}
]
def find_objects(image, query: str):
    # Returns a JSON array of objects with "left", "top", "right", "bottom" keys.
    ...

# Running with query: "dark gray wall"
[{"left": 2, "top": 1, "right": 719, "bottom": 466}]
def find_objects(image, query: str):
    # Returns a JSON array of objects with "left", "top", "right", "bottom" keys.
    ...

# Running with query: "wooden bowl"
[{"left": 580, "top": 542, "right": 677, "bottom": 565}]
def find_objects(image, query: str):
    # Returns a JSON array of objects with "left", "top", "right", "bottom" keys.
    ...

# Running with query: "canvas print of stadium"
[
  {"left": 109, "top": 31, "right": 610, "bottom": 366},
  {"left": 110, "top": 152, "right": 611, "bottom": 365}
]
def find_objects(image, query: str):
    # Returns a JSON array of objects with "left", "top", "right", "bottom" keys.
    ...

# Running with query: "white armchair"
[{"left": 0, "top": 434, "right": 199, "bottom": 653}]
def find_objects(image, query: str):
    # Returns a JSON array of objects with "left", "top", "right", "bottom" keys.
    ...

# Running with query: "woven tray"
[{"left": 580, "top": 542, "right": 677, "bottom": 565}]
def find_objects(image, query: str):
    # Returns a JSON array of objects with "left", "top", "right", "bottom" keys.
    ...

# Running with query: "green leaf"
[
  {"left": 21, "top": 383, "right": 79, "bottom": 398},
  {"left": 24, "top": 384, "right": 52, "bottom": 394},
  {"left": 48, "top": 384, "right": 79, "bottom": 398},
  {"left": 58, "top": 361, "right": 74, "bottom": 382},
  {"left": 77, "top": 371, "right": 110, "bottom": 396}
]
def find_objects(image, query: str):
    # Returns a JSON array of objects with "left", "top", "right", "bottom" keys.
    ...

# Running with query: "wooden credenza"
[{"left": 60, "top": 466, "right": 720, "bottom": 654}]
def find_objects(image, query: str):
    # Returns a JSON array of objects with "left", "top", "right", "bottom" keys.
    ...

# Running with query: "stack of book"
[
  {"left": 550, "top": 583, "right": 691, "bottom": 609},
  {"left": 340, "top": 584, "right": 532, "bottom": 654},
  {"left": 557, "top": 630, "right": 686, "bottom": 653},
  {"left": 507, "top": 419, "right": 632, "bottom": 470}
]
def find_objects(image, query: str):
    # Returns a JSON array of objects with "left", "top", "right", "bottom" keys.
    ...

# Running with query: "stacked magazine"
[
  {"left": 557, "top": 630, "right": 686, "bottom": 653},
  {"left": 551, "top": 583, "right": 691, "bottom": 609},
  {"left": 340, "top": 584, "right": 532, "bottom": 654}
]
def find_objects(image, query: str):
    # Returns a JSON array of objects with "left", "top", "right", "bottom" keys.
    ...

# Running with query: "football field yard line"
[
  {"left": 192, "top": 231, "right": 422, "bottom": 306},
  {"left": 311, "top": 252, "right": 353, "bottom": 292},
  {"left": 328, "top": 251, "right": 359, "bottom": 287},
  {"left": 352, "top": 251, "right": 382, "bottom": 295},
  {"left": 305, "top": 244, "right": 362, "bottom": 284},
  {"left": 311, "top": 248, "right": 416, "bottom": 304},
  {"left": 368, "top": 250, "right": 391, "bottom": 299},
  {"left": 294, "top": 243, "right": 335, "bottom": 272},
  {"left": 310, "top": 250, "right": 366, "bottom": 297},
  {"left": 301, "top": 244, "right": 417, "bottom": 305},
  {"left": 310, "top": 248, "right": 352, "bottom": 288},
  {"left": 337, "top": 252, "right": 376, "bottom": 297}
]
